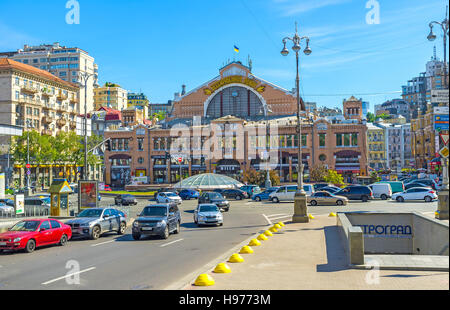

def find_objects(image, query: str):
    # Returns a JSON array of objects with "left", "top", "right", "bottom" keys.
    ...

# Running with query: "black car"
[
  {"left": 313, "top": 183, "right": 332, "bottom": 191},
  {"left": 405, "top": 179, "right": 438, "bottom": 190},
  {"left": 335, "top": 186, "right": 373, "bottom": 202},
  {"left": 198, "top": 192, "right": 230, "bottom": 212},
  {"left": 132, "top": 204, "right": 181, "bottom": 240},
  {"left": 221, "top": 189, "right": 248, "bottom": 200},
  {"left": 321, "top": 186, "right": 341, "bottom": 194},
  {"left": 115, "top": 194, "right": 138, "bottom": 206}
]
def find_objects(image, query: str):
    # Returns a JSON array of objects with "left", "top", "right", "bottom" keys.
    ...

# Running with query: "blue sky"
[{"left": 0, "top": 0, "right": 448, "bottom": 111}]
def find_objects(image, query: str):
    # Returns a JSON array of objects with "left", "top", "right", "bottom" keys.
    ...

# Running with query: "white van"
[
  {"left": 369, "top": 183, "right": 392, "bottom": 200},
  {"left": 269, "top": 184, "right": 314, "bottom": 203}
]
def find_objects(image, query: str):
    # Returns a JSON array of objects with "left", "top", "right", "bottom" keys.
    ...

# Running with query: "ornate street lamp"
[{"left": 281, "top": 22, "right": 311, "bottom": 223}]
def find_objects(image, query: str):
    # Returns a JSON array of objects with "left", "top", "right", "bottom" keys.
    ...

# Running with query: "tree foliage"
[
  {"left": 324, "top": 170, "right": 344, "bottom": 186},
  {"left": 310, "top": 165, "right": 328, "bottom": 182},
  {"left": 243, "top": 169, "right": 280, "bottom": 187}
]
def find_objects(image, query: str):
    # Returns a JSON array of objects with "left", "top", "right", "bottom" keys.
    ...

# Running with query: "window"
[
  {"left": 40, "top": 220, "right": 51, "bottom": 230},
  {"left": 336, "top": 134, "right": 343, "bottom": 147},
  {"left": 319, "top": 134, "right": 326, "bottom": 147},
  {"left": 103, "top": 209, "right": 112, "bottom": 217},
  {"left": 351, "top": 133, "right": 358, "bottom": 146},
  {"left": 138, "top": 157, "right": 144, "bottom": 164},
  {"left": 15, "top": 91, "right": 19, "bottom": 100},
  {"left": 50, "top": 220, "right": 61, "bottom": 229},
  {"left": 138, "top": 138, "right": 144, "bottom": 151},
  {"left": 15, "top": 77, "right": 19, "bottom": 86}
]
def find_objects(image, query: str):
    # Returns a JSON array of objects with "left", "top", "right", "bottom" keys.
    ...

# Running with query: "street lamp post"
[
  {"left": 281, "top": 22, "right": 312, "bottom": 223},
  {"left": 26, "top": 120, "right": 33, "bottom": 196},
  {"left": 428, "top": 6, "right": 449, "bottom": 219},
  {"left": 77, "top": 72, "right": 98, "bottom": 181}
]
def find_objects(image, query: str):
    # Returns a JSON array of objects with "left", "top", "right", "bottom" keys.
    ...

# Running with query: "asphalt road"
[{"left": 0, "top": 195, "right": 440, "bottom": 290}]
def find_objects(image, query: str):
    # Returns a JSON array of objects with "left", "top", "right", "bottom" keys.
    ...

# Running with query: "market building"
[{"left": 104, "top": 61, "right": 369, "bottom": 187}]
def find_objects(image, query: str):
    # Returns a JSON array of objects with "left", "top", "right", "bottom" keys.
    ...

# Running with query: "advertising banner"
[
  {"left": 14, "top": 194, "right": 25, "bottom": 215},
  {"left": 78, "top": 181, "right": 98, "bottom": 211},
  {"left": 0, "top": 173, "right": 4, "bottom": 199}
]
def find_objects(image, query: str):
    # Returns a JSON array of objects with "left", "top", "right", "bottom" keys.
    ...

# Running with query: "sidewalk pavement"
[{"left": 182, "top": 215, "right": 449, "bottom": 290}]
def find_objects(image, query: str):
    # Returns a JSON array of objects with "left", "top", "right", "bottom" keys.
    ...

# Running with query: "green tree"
[
  {"left": 153, "top": 111, "right": 167, "bottom": 121},
  {"left": 324, "top": 170, "right": 344, "bottom": 186},
  {"left": 310, "top": 164, "right": 328, "bottom": 182},
  {"left": 366, "top": 112, "right": 376, "bottom": 123}
]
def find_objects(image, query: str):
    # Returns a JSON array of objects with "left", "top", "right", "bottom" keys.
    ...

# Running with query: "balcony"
[
  {"left": 21, "top": 85, "right": 39, "bottom": 94},
  {"left": 42, "top": 116, "right": 54, "bottom": 124},
  {"left": 70, "top": 96, "right": 79, "bottom": 104},
  {"left": 69, "top": 121, "right": 77, "bottom": 130},
  {"left": 57, "top": 118, "right": 67, "bottom": 128},
  {"left": 18, "top": 98, "right": 39, "bottom": 106},
  {"left": 57, "top": 93, "right": 68, "bottom": 101}
]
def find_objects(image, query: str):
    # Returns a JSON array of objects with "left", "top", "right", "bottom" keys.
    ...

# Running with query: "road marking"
[
  {"left": 267, "top": 213, "right": 288, "bottom": 218},
  {"left": 245, "top": 202, "right": 252, "bottom": 205},
  {"left": 262, "top": 214, "right": 272, "bottom": 225},
  {"left": 42, "top": 267, "right": 96, "bottom": 285},
  {"left": 160, "top": 239, "right": 184, "bottom": 248},
  {"left": 91, "top": 240, "right": 115, "bottom": 247}
]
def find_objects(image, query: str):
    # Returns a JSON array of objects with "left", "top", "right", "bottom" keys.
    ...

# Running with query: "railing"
[
  {"left": 0, "top": 206, "right": 50, "bottom": 219},
  {"left": 21, "top": 85, "right": 39, "bottom": 94}
]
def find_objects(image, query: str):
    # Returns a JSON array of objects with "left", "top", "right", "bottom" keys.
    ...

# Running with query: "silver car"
[
  {"left": 65, "top": 208, "right": 127, "bottom": 240},
  {"left": 156, "top": 192, "right": 182, "bottom": 205},
  {"left": 194, "top": 204, "right": 223, "bottom": 227}
]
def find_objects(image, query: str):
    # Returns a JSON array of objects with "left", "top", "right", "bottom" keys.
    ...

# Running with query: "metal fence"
[{"left": 0, "top": 206, "right": 50, "bottom": 219}]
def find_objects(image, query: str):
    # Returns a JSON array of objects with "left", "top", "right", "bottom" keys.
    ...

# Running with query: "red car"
[{"left": 0, "top": 219, "right": 72, "bottom": 253}]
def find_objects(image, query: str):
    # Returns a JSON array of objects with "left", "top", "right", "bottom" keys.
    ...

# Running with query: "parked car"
[
  {"left": 153, "top": 188, "right": 179, "bottom": 199},
  {"left": 269, "top": 185, "right": 315, "bottom": 203},
  {"left": 198, "top": 192, "right": 230, "bottom": 212},
  {"left": 392, "top": 187, "right": 438, "bottom": 203},
  {"left": 24, "top": 197, "right": 51, "bottom": 210},
  {"left": 155, "top": 192, "right": 182, "bottom": 205},
  {"left": 368, "top": 183, "right": 392, "bottom": 200},
  {"left": 321, "top": 186, "right": 342, "bottom": 195},
  {"left": 374, "top": 181, "right": 404, "bottom": 194},
  {"left": 0, "top": 219, "right": 71, "bottom": 253},
  {"left": 65, "top": 208, "right": 127, "bottom": 240},
  {"left": 132, "top": 204, "right": 181, "bottom": 240},
  {"left": 114, "top": 194, "right": 138, "bottom": 206},
  {"left": 194, "top": 204, "right": 223, "bottom": 226},
  {"left": 178, "top": 189, "right": 200, "bottom": 200},
  {"left": 307, "top": 191, "right": 348, "bottom": 206},
  {"left": 335, "top": 186, "right": 373, "bottom": 202},
  {"left": 251, "top": 187, "right": 280, "bottom": 202},
  {"left": 404, "top": 182, "right": 432, "bottom": 191},
  {"left": 313, "top": 183, "right": 332, "bottom": 191},
  {"left": 405, "top": 179, "right": 439, "bottom": 190},
  {"left": 240, "top": 185, "right": 261, "bottom": 197},
  {"left": 0, "top": 199, "right": 14, "bottom": 207},
  {"left": 0, "top": 203, "right": 14, "bottom": 215},
  {"left": 213, "top": 189, "right": 225, "bottom": 194},
  {"left": 221, "top": 189, "right": 248, "bottom": 200}
]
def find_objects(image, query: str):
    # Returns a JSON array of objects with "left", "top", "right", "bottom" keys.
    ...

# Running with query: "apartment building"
[
  {"left": 128, "top": 92, "right": 149, "bottom": 117},
  {"left": 366, "top": 123, "right": 386, "bottom": 170},
  {"left": 94, "top": 83, "right": 128, "bottom": 111},
  {"left": 0, "top": 42, "right": 98, "bottom": 114}
]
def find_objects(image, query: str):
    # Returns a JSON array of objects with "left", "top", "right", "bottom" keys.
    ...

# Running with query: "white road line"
[
  {"left": 268, "top": 215, "right": 291, "bottom": 221},
  {"left": 266, "top": 213, "right": 288, "bottom": 218},
  {"left": 262, "top": 214, "right": 272, "bottom": 225},
  {"left": 245, "top": 202, "right": 252, "bottom": 205},
  {"left": 160, "top": 239, "right": 184, "bottom": 248},
  {"left": 42, "top": 267, "right": 96, "bottom": 285},
  {"left": 91, "top": 240, "right": 115, "bottom": 247}
]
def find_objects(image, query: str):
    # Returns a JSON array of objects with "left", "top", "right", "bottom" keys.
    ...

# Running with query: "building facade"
[
  {"left": 376, "top": 122, "right": 413, "bottom": 172},
  {"left": 103, "top": 62, "right": 369, "bottom": 187},
  {"left": 94, "top": 83, "right": 128, "bottom": 111},
  {"left": 128, "top": 92, "right": 149, "bottom": 117},
  {"left": 0, "top": 42, "right": 98, "bottom": 114},
  {"left": 366, "top": 123, "right": 386, "bottom": 171},
  {"left": 375, "top": 99, "right": 410, "bottom": 122}
]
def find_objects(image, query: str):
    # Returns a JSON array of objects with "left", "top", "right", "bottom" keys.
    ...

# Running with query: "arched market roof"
[{"left": 173, "top": 173, "right": 244, "bottom": 190}]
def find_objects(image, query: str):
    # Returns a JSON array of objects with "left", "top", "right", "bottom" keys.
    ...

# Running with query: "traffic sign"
[
  {"left": 178, "top": 157, "right": 183, "bottom": 163},
  {"left": 431, "top": 90, "right": 449, "bottom": 104},
  {"left": 440, "top": 133, "right": 449, "bottom": 146},
  {"left": 434, "top": 114, "right": 449, "bottom": 131},
  {"left": 26, "top": 169, "right": 31, "bottom": 176},
  {"left": 439, "top": 146, "right": 449, "bottom": 158},
  {"left": 26, "top": 164, "right": 31, "bottom": 169}
]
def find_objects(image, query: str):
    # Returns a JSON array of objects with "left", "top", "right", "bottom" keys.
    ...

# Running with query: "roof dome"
[{"left": 173, "top": 173, "right": 244, "bottom": 190}]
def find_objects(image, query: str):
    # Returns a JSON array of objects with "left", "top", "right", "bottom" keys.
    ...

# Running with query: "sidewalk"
[{"left": 182, "top": 215, "right": 449, "bottom": 290}]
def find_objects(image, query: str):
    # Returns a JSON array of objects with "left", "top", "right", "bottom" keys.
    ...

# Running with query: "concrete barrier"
[{"left": 337, "top": 213, "right": 364, "bottom": 265}]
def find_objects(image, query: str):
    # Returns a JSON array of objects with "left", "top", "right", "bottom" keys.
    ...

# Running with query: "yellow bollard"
[
  {"left": 228, "top": 253, "right": 245, "bottom": 263},
  {"left": 329, "top": 212, "right": 337, "bottom": 217},
  {"left": 194, "top": 274, "right": 215, "bottom": 286},
  {"left": 264, "top": 230, "right": 273, "bottom": 237},
  {"left": 278, "top": 222, "right": 285, "bottom": 227},
  {"left": 213, "top": 263, "right": 231, "bottom": 274},
  {"left": 308, "top": 214, "right": 315, "bottom": 220},
  {"left": 249, "top": 239, "right": 261, "bottom": 246},
  {"left": 269, "top": 227, "right": 278, "bottom": 233},
  {"left": 274, "top": 224, "right": 282, "bottom": 229},
  {"left": 257, "top": 234, "right": 268, "bottom": 241},
  {"left": 239, "top": 246, "right": 254, "bottom": 254}
]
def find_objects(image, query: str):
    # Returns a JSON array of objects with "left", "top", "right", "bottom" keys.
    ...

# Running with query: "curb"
[{"left": 164, "top": 222, "right": 283, "bottom": 290}]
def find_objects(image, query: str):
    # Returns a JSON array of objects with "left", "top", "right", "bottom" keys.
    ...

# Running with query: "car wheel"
[
  {"left": 225, "top": 208, "right": 230, "bottom": 212},
  {"left": 118, "top": 222, "right": 126, "bottom": 235},
  {"left": 336, "top": 200, "right": 344, "bottom": 206},
  {"left": 361, "top": 196, "right": 368, "bottom": 202},
  {"left": 174, "top": 221, "right": 180, "bottom": 234},
  {"left": 396, "top": 196, "right": 404, "bottom": 203},
  {"left": 255, "top": 196, "right": 261, "bottom": 202},
  {"left": 310, "top": 200, "right": 318, "bottom": 206},
  {"left": 381, "top": 194, "right": 388, "bottom": 200},
  {"left": 272, "top": 197, "right": 280, "bottom": 203},
  {"left": 132, "top": 233, "right": 141, "bottom": 240},
  {"left": 219, "top": 223, "right": 223, "bottom": 227},
  {"left": 59, "top": 234, "right": 68, "bottom": 246},
  {"left": 162, "top": 226, "right": 170, "bottom": 239},
  {"left": 424, "top": 196, "right": 432, "bottom": 203},
  {"left": 91, "top": 226, "right": 101, "bottom": 240},
  {"left": 236, "top": 195, "right": 242, "bottom": 200},
  {"left": 25, "top": 239, "right": 36, "bottom": 253}
]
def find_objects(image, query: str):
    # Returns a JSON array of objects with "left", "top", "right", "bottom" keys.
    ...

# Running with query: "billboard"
[
  {"left": 14, "top": 194, "right": 24, "bottom": 215},
  {"left": 78, "top": 181, "right": 98, "bottom": 211},
  {"left": 434, "top": 114, "right": 449, "bottom": 131}
]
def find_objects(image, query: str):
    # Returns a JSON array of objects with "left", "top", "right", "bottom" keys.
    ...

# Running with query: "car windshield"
[
  {"left": 209, "top": 193, "right": 223, "bottom": 199},
  {"left": 142, "top": 207, "right": 167, "bottom": 216},
  {"left": 11, "top": 221, "right": 40, "bottom": 232},
  {"left": 166, "top": 193, "right": 178, "bottom": 197},
  {"left": 199, "top": 205, "right": 219, "bottom": 212},
  {"left": 77, "top": 209, "right": 103, "bottom": 218}
]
